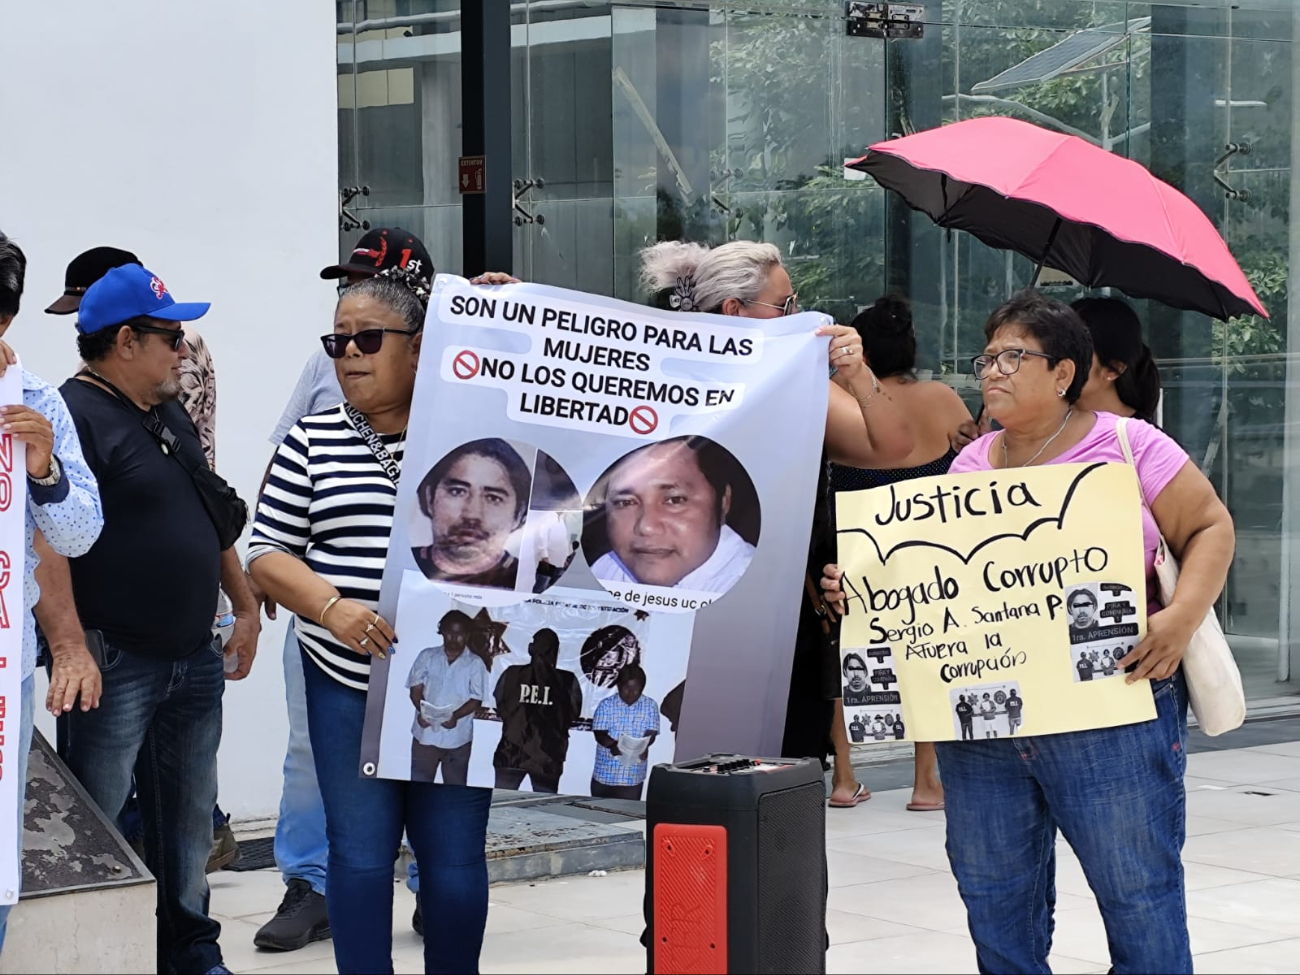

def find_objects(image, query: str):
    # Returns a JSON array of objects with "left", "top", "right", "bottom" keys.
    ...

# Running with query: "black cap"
[
  {"left": 321, "top": 227, "right": 433, "bottom": 282},
  {"left": 46, "top": 246, "right": 141, "bottom": 315}
]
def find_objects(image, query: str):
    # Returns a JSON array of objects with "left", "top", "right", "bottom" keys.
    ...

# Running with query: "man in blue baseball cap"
[
  {"left": 0, "top": 231, "right": 104, "bottom": 963},
  {"left": 44, "top": 246, "right": 245, "bottom": 876},
  {"left": 59, "top": 263, "right": 258, "bottom": 975}
]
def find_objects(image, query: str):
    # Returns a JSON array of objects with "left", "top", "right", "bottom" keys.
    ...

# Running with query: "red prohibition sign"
[
  {"left": 628, "top": 404, "right": 659, "bottom": 435},
  {"left": 452, "top": 349, "right": 481, "bottom": 380}
]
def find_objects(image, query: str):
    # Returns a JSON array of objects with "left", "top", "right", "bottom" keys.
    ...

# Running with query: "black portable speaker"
[{"left": 645, "top": 754, "right": 827, "bottom": 974}]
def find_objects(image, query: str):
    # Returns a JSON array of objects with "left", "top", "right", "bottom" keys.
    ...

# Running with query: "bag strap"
[
  {"left": 1115, "top": 417, "right": 1153, "bottom": 513},
  {"left": 343, "top": 403, "right": 402, "bottom": 486},
  {"left": 77, "top": 370, "right": 203, "bottom": 475},
  {"left": 1115, "top": 416, "right": 1137, "bottom": 471},
  {"left": 1116, "top": 416, "right": 1170, "bottom": 559}
]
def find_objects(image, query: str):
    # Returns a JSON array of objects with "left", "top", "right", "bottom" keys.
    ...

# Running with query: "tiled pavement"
[{"left": 213, "top": 721, "right": 1300, "bottom": 974}]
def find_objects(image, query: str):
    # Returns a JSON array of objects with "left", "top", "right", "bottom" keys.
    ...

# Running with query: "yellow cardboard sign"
[{"left": 836, "top": 463, "right": 1156, "bottom": 743}]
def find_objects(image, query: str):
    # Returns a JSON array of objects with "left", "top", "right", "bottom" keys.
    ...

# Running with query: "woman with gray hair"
[
  {"left": 640, "top": 240, "right": 913, "bottom": 807},
  {"left": 641, "top": 241, "right": 912, "bottom": 466}
]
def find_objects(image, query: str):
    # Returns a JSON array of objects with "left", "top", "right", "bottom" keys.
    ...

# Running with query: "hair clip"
[
  {"left": 668, "top": 275, "right": 698, "bottom": 313},
  {"left": 379, "top": 266, "right": 432, "bottom": 305}
]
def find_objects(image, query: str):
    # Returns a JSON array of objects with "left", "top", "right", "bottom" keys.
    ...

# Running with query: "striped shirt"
[{"left": 247, "top": 404, "right": 403, "bottom": 690}]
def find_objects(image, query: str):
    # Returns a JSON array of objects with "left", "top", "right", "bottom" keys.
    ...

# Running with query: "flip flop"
[
  {"left": 828, "top": 783, "right": 871, "bottom": 808},
  {"left": 906, "top": 801, "right": 945, "bottom": 812}
]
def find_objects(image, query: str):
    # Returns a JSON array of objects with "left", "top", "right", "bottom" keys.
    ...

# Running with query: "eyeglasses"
[
  {"left": 971, "top": 348, "right": 1056, "bottom": 378},
  {"left": 744, "top": 294, "right": 799, "bottom": 317},
  {"left": 320, "top": 327, "right": 420, "bottom": 359},
  {"left": 131, "top": 323, "right": 186, "bottom": 351}
]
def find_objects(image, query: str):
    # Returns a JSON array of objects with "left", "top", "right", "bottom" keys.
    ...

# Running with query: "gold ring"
[
  {"left": 372, "top": 613, "right": 380, "bottom": 625},
  {"left": 359, "top": 637, "right": 370, "bottom": 649},
  {"left": 365, "top": 623, "right": 376, "bottom": 634}
]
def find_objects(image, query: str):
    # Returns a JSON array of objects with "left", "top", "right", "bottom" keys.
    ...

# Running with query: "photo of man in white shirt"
[{"left": 406, "top": 610, "right": 489, "bottom": 784}]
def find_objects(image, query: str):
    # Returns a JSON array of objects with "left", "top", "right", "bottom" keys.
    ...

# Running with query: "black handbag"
[{"left": 78, "top": 372, "right": 249, "bottom": 549}]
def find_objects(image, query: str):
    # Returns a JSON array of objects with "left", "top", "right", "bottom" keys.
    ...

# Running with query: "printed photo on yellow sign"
[{"left": 836, "top": 462, "right": 1156, "bottom": 743}]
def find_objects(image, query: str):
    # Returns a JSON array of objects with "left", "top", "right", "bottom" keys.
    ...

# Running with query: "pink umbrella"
[{"left": 847, "top": 116, "right": 1267, "bottom": 321}]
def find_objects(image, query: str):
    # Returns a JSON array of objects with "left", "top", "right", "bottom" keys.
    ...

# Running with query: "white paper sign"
[{"left": 0, "top": 363, "right": 27, "bottom": 904}]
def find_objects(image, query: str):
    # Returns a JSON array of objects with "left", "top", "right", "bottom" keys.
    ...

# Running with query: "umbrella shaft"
[{"left": 1031, "top": 217, "right": 1064, "bottom": 288}]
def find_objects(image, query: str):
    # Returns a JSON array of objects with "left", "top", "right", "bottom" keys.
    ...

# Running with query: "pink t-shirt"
[{"left": 949, "top": 411, "right": 1189, "bottom": 608}]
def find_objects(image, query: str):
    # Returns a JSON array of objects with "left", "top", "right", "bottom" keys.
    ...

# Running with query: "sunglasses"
[
  {"left": 320, "top": 327, "right": 420, "bottom": 359},
  {"left": 132, "top": 323, "right": 186, "bottom": 351},
  {"left": 744, "top": 294, "right": 799, "bottom": 317}
]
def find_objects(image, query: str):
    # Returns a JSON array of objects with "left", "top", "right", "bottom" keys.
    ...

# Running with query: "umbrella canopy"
[{"left": 847, "top": 116, "right": 1267, "bottom": 321}]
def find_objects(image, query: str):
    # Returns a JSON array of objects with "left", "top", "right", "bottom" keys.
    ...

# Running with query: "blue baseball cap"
[{"left": 76, "top": 264, "right": 210, "bottom": 334}]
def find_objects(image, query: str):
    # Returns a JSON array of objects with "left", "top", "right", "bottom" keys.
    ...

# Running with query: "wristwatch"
[{"left": 30, "top": 455, "right": 62, "bottom": 487}]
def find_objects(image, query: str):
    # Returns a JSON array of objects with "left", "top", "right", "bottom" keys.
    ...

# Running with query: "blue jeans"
[
  {"left": 120, "top": 792, "right": 225, "bottom": 843},
  {"left": 936, "top": 672, "right": 1191, "bottom": 975},
  {"left": 0, "top": 676, "right": 35, "bottom": 959},
  {"left": 302, "top": 651, "right": 491, "bottom": 974},
  {"left": 119, "top": 626, "right": 231, "bottom": 845},
  {"left": 275, "top": 624, "right": 328, "bottom": 895},
  {"left": 65, "top": 639, "right": 225, "bottom": 975}
]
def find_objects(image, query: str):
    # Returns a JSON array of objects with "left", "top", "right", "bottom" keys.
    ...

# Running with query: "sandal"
[{"left": 828, "top": 783, "right": 871, "bottom": 808}]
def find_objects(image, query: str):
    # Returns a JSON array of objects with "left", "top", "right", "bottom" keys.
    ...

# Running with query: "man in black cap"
[
  {"left": 45, "top": 246, "right": 243, "bottom": 873},
  {"left": 45, "top": 247, "right": 141, "bottom": 316}
]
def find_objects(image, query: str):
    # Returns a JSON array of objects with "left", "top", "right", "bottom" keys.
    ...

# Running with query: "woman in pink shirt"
[{"left": 823, "top": 292, "right": 1234, "bottom": 974}]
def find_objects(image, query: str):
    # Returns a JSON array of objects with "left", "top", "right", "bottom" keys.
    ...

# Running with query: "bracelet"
[
  {"left": 319, "top": 596, "right": 342, "bottom": 626},
  {"left": 856, "top": 369, "right": 882, "bottom": 409}
]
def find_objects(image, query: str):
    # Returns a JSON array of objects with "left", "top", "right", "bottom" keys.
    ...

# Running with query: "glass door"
[
  {"left": 608, "top": 1, "right": 889, "bottom": 313},
  {"left": 513, "top": 3, "right": 618, "bottom": 295}
]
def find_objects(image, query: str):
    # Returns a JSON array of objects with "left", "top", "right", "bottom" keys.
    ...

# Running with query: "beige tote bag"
[{"left": 1116, "top": 417, "right": 1245, "bottom": 736}]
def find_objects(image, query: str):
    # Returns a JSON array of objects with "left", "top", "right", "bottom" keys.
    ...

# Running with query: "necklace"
[{"left": 1002, "top": 409, "right": 1073, "bottom": 468}]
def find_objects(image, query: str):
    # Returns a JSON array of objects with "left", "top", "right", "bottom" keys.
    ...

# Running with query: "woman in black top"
[{"left": 829, "top": 296, "right": 971, "bottom": 811}]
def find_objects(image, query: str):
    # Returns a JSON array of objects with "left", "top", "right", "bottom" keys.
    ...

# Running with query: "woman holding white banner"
[
  {"left": 639, "top": 241, "right": 914, "bottom": 804},
  {"left": 822, "top": 291, "right": 1235, "bottom": 975},
  {"left": 248, "top": 268, "right": 516, "bottom": 975},
  {"left": 831, "top": 294, "right": 973, "bottom": 812}
]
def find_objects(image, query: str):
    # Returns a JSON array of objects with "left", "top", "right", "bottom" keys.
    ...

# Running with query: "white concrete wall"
[{"left": 0, "top": 1, "right": 340, "bottom": 818}]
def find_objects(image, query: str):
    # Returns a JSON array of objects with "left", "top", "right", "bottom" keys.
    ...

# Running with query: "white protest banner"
[
  {"left": 0, "top": 364, "right": 26, "bottom": 904},
  {"left": 360, "top": 276, "right": 829, "bottom": 796}
]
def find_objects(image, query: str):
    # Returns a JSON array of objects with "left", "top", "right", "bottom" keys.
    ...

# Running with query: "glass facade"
[{"left": 337, "top": 0, "right": 1300, "bottom": 704}]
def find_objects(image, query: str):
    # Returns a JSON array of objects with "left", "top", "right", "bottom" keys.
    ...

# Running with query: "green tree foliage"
[{"left": 701, "top": 1, "right": 1288, "bottom": 369}]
